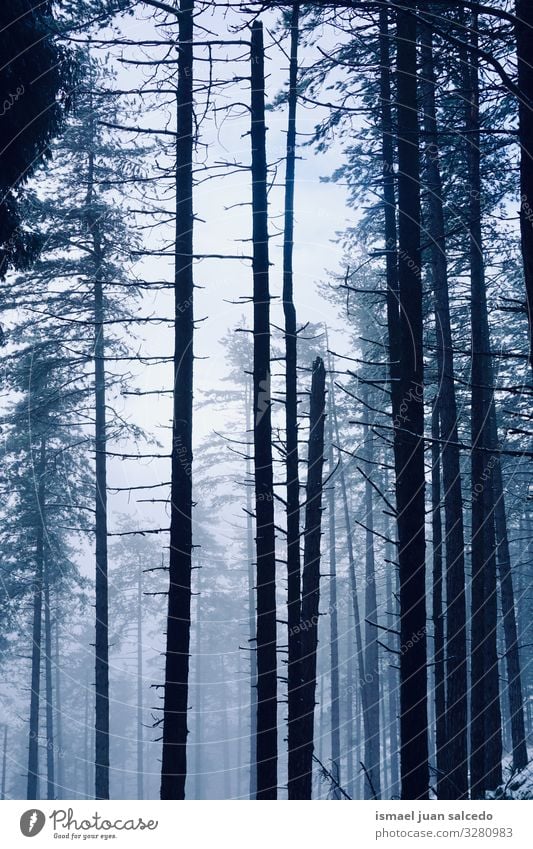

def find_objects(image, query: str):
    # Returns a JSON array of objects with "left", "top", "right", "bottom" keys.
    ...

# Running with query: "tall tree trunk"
[
  {"left": 345, "top": 616, "right": 355, "bottom": 798},
  {"left": 84, "top": 87, "right": 111, "bottom": 798},
  {"left": 327, "top": 411, "right": 341, "bottom": 796},
  {"left": 420, "top": 21, "right": 468, "bottom": 800},
  {"left": 84, "top": 672, "right": 90, "bottom": 799},
  {"left": 362, "top": 386, "right": 381, "bottom": 799},
  {"left": 430, "top": 401, "right": 446, "bottom": 798},
  {"left": 137, "top": 561, "right": 144, "bottom": 800},
  {"left": 297, "top": 357, "right": 326, "bottom": 799},
  {"left": 329, "top": 364, "right": 370, "bottom": 791},
  {"left": 54, "top": 614, "right": 64, "bottom": 799},
  {"left": 43, "top": 556, "right": 55, "bottom": 800},
  {"left": 490, "top": 425, "right": 528, "bottom": 773},
  {"left": 160, "top": 0, "right": 194, "bottom": 801},
  {"left": 283, "top": 4, "right": 303, "bottom": 802},
  {"left": 516, "top": 1, "right": 533, "bottom": 367},
  {"left": 385, "top": 537, "right": 400, "bottom": 799},
  {"left": 250, "top": 20, "right": 278, "bottom": 800},
  {"left": 1, "top": 725, "right": 7, "bottom": 800},
  {"left": 93, "top": 268, "right": 109, "bottom": 801},
  {"left": 463, "top": 18, "right": 503, "bottom": 798},
  {"left": 27, "top": 435, "right": 46, "bottom": 800},
  {"left": 394, "top": 0, "right": 429, "bottom": 800}
]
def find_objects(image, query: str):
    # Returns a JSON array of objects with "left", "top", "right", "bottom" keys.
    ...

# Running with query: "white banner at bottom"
[{"left": 0, "top": 800, "right": 530, "bottom": 848}]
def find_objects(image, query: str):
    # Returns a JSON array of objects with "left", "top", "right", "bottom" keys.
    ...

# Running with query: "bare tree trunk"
[
  {"left": 54, "top": 614, "right": 64, "bottom": 799},
  {"left": 430, "top": 401, "right": 446, "bottom": 798},
  {"left": 297, "top": 357, "right": 326, "bottom": 799},
  {"left": 83, "top": 87, "right": 110, "bottom": 798},
  {"left": 394, "top": 0, "right": 429, "bottom": 800},
  {"left": 516, "top": 0, "right": 533, "bottom": 367},
  {"left": 27, "top": 436, "right": 46, "bottom": 801},
  {"left": 283, "top": 4, "right": 303, "bottom": 800},
  {"left": 463, "top": 17, "right": 503, "bottom": 798},
  {"left": 84, "top": 672, "right": 90, "bottom": 799},
  {"left": 362, "top": 386, "right": 381, "bottom": 800},
  {"left": 1, "top": 725, "right": 7, "bottom": 800},
  {"left": 490, "top": 414, "right": 528, "bottom": 774},
  {"left": 345, "top": 617, "right": 355, "bottom": 798},
  {"left": 44, "top": 557, "right": 55, "bottom": 800},
  {"left": 327, "top": 411, "right": 341, "bottom": 796},
  {"left": 329, "top": 362, "right": 369, "bottom": 791},
  {"left": 137, "top": 562, "right": 144, "bottom": 800},
  {"left": 250, "top": 20, "right": 278, "bottom": 800},
  {"left": 160, "top": 0, "right": 194, "bottom": 801},
  {"left": 420, "top": 21, "right": 468, "bottom": 800}
]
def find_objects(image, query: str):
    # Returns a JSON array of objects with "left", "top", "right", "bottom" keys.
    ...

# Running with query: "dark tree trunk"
[
  {"left": 394, "top": 0, "right": 429, "bottom": 800},
  {"left": 27, "top": 436, "right": 46, "bottom": 801},
  {"left": 327, "top": 411, "right": 341, "bottom": 796},
  {"left": 83, "top": 91, "right": 110, "bottom": 799},
  {"left": 420, "top": 22, "right": 468, "bottom": 799},
  {"left": 516, "top": 1, "right": 533, "bottom": 367},
  {"left": 430, "top": 401, "right": 446, "bottom": 799},
  {"left": 362, "top": 387, "right": 381, "bottom": 800},
  {"left": 298, "top": 358, "right": 326, "bottom": 799},
  {"left": 385, "top": 535, "right": 400, "bottom": 799},
  {"left": 250, "top": 20, "right": 278, "bottom": 800},
  {"left": 283, "top": 4, "right": 303, "bottom": 802},
  {"left": 463, "top": 18, "right": 503, "bottom": 799},
  {"left": 94, "top": 270, "right": 109, "bottom": 801},
  {"left": 137, "top": 562, "right": 144, "bottom": 800},
  {"left": 160, "top": 0, "right": 194, "bottom": 801},
  {"left": 43, "top": 557, "right": 55, "bottom": 800}
]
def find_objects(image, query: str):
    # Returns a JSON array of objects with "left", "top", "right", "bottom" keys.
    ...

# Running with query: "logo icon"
[{"left": 20, "top": 810, "right": 46, "bottom": 837}]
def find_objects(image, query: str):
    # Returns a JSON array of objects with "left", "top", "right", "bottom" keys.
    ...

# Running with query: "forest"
[{"left": 0, "top": 0, "right": 531, "bottom": 803}]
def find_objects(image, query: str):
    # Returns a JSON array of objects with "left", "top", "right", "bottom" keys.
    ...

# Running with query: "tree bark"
[
  {"left": 516, "top": 1, "right": 533, "bottom": 367},
  {"left": 160, "top": 0, "right": 194, "bottom": 801},
  {"left": 1, "top": 725, "right": 6, "bottom": 800},
  {"left": 298, "top": 357, "right": 326, "bottom": 799},
  {"left": 137, "top": 561, "right": 144, "bottom": 800},
  {"left": 464, "top": 16, "right": 503, "bottom": 798},
  {"left": 430, "top": 400, "right": 446, "bottom": 798},
  {"left": 54, "top": 614, "right": 64, "bottom": 800},
  {"left": 284, "top": 3, "right": 303, "bottom": 801},
  {"left": 44, "top": 556, "right": 55, "bottom": 800},
  {"left": 362, "top": 385, "right": 381, "bottom": 800},
  {"left": 250, "top": 20, "right": 278, "bottom": 800},
  {"left": 327, "top": 410, "right": 341, "bottom": 797},
  {"left": 394, "top": 0, "right": 429, "bottom": 800},
  {"left": 420, "top": 22, "right": 468, "bottom": 799},
  {"left": 27, "top": 435, "right": 46, "bottom": 801}
]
